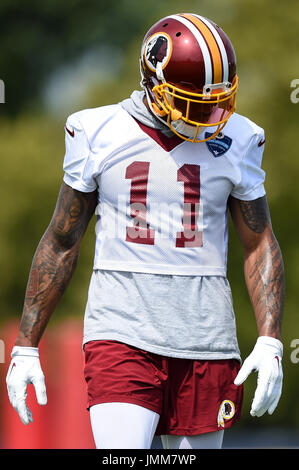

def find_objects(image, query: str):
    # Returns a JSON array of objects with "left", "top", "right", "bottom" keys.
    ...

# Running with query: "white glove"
[
  {"left": 234, "top": 336, "right": 283, "bottom": 417},
  {"left": 6, "top": 346, "right": 47, "bottom": 425}
]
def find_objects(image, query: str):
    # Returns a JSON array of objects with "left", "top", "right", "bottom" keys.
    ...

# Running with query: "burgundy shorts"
[{"left": 84, "top": 340, "right": 243, "bottom": 436}]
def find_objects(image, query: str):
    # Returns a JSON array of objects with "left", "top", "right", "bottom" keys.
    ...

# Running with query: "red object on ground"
[{"left": 0, "top": 319, "right": 95, "bottom": 449}]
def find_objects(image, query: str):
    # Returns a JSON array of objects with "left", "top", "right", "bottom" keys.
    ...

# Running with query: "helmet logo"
[{"left": 144, "top": 33, "right": 172, "bottom": 73}]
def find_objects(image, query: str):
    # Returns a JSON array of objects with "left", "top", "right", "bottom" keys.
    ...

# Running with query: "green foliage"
[
  {"left": 1, "top": 0, "right": 299, "bottom": 433},
  {"left": 0, "top": 0, "right": 165, "bottom": 115}
]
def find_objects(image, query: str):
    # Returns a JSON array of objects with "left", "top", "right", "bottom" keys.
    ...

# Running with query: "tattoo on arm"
[
  {"left": 246, "top": 230, "right": 285, "bottom": 338},
  {"left": 26, "top": 269, "right": 39, "bottom": 298},
  {"left": 230, "top": 196, "right": 284, "bottom": 339},
  {"left": 238, "top": 197, "right": 271, "bottom": 233},
  {"left": 16, "top": 183, "right": 97, "bottom": 346}
]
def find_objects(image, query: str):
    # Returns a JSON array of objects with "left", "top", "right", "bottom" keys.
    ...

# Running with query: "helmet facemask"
[{"left": 151, "top": 76, "right": 238, "bottom": 142}]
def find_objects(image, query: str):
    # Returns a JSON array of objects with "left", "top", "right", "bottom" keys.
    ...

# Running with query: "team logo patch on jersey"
[
  {"left": 205, "top": 132, "right": 232, "bottom": 157},
  {"left": 143, "top": 32, "right": 172, "bottom": 73},
  {"left": 217, "top": 400, "right": 235, "bottom": 428}
]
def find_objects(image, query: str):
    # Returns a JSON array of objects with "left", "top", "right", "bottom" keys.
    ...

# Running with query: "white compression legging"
[{"left": 89, "top": 402, "right": 224, "bottom": 449}]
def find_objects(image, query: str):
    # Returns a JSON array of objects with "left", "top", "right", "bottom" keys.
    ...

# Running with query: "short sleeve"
[
  {"left": 63, "top": 114, "right": 97, "bottom": 192},
  {"left": 230, "top": 130, "right": 266, "bottom": 201}
]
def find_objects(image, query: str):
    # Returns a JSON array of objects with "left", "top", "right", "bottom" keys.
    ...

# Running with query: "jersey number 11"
[{"left": 125, "top": 161, "right": 203, "bottom": 248}]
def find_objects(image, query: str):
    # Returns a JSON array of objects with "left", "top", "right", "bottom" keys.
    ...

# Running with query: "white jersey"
[{"left": 63, "top": 102, "right": 266, "bottom": 277}]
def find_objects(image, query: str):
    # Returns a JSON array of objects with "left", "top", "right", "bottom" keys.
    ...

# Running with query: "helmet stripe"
[
  {"left": 168, "top": 14, "right": 213, "bottom": 85},
  {"left": 181, "top": 13, "right": 223, "bottom": 84},
  {"left": 193, "top": 14, "right": 229, "bottom": 82}
]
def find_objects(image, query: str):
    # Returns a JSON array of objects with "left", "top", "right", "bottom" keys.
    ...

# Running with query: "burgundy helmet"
[{"left": 140, "top": 13, "right": 238, "bottom": 142}]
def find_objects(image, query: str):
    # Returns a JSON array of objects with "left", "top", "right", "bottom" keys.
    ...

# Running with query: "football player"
[{"left": 6, "top": 13, "right": 284, "bottom": 449}]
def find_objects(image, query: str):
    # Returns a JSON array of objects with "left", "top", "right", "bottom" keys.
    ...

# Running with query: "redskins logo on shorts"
[{"left": 217, "top": 400, "right": 235, "bottom": 428}]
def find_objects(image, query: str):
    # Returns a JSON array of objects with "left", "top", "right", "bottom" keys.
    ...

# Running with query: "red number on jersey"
[
  {"left": 176, "top": 164, "right": 203, "bottom": 247},
  {"left": 125, "top": 161, "right": 155, "bottom": 244},
  {"left": 125, "top": 162, "right": 202, "bottom": 247}
]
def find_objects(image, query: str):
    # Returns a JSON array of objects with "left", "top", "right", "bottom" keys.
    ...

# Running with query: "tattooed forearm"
[
  {"left": 15, "top": 183, "right": 97, "bottom": 347},
  {"left": 245, "top": 230, "right": 285, "bottom": 339},
  {"left": 229, "top": 195, "right": 284, "bottom": 339},
  {"left": 26, "top": 269, "right": 39, "bottom": 298}
]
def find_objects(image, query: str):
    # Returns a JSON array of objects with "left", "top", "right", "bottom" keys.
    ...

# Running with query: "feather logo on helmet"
[{"left": 143, "top": 33, "right": 173, "bottom": 73}]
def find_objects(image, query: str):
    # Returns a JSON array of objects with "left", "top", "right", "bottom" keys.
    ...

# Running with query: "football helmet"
[{"left": 140, "top": 13, "right": 238, "bottom": 142}]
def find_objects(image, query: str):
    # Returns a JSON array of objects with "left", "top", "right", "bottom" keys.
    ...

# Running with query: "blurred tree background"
[{"left": 0, "top": 0, "right": 299, "bottom": 447}]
